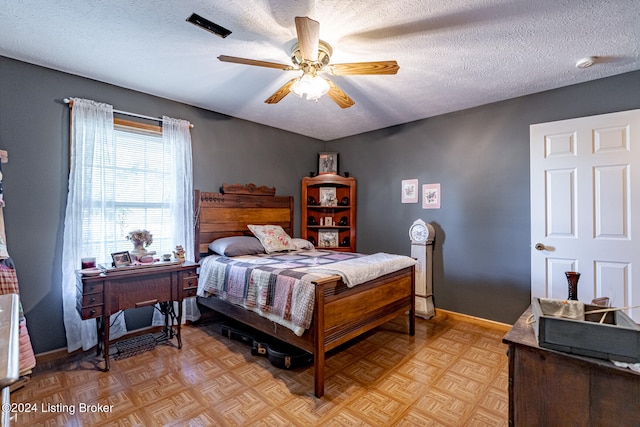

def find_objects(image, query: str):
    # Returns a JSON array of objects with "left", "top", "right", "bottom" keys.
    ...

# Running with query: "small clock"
[{"left": 409, "top": 219, "right": 430, "bottom": 244}]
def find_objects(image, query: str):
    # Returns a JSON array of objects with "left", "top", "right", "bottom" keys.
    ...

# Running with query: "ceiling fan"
[{"left": 218, "top": 16, "right": 399, "bottom": 108}]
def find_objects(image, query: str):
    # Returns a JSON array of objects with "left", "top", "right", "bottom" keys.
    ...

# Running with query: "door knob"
[{"left": 535, "top": 243, "right": 546, "bottom": 251}]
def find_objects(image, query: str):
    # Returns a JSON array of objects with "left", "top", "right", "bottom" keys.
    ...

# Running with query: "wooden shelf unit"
[{"left": 301, "top": 175, "right": 356, "bottom": 252}]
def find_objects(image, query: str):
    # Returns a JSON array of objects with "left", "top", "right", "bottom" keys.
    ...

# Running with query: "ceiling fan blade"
[
  {"left": 295, "top": 16, "right": 320, "bottom": 61},
  {"left": 328, "top": 61, "right": 399, "bottom": 75},
  {"left": 265, "top": 78, "right": 298, "bottom": 104},
  {"left": 218, "top": 55, "right": 293, "bottom": 71},
  {"left": 325, "top": 79, "right": 355, "bottom": 109}
]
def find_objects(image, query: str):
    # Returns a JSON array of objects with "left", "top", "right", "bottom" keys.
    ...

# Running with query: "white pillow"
[
  {"left": 247, "top": 224, "right": 295, "bottom": 253},
  {"left": 292, "top": 238, "right": 315, "bottom": 251}
]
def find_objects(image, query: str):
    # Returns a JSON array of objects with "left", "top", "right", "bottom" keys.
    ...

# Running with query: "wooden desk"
[
  {"left": 503, "top": 308, "right": 640, "bottom": 426},
  {"left": 76, "top": 262, "right": 198, "bottom": 371}
]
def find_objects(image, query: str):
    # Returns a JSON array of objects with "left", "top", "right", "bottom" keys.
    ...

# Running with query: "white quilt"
[{"left": 307, "top": 252, "right": 416, "bottom": 287}]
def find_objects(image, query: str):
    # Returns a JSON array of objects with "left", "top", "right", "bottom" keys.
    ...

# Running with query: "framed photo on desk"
[{"left": 111, "top": 251, "right": 132, "bottom": 267}]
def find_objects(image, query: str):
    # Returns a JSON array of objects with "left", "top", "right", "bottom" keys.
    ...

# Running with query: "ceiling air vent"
[{"left": 187, "top": 13, "right": 231, "bottom": 38}]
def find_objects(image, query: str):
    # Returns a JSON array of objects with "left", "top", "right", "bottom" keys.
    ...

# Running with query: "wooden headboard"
[{"left": 194, "top": 183, "right": 294, "bottom": 261}]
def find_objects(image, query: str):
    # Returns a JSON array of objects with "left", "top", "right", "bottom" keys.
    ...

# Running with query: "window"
[
  {"left": 81, "top": 120, "right": 176, "bottom": 257},
  {"left": 62, "top": 98, "right": 195, "bottom": 352}
]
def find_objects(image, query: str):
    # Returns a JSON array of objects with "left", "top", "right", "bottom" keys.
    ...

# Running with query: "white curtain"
[
  {"left": 63, "top": 102, "right": 199, "bottom": 352},
  {"left": 151, "top": 116, "right": 200, "bottom": 325},
  {"left": 62, "top": 98, "right": 127, "bottom": 351}
]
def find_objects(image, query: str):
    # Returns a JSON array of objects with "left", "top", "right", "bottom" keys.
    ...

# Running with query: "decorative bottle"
[{"left": 565, "top": 271, "right": 580, "bottom": 300}]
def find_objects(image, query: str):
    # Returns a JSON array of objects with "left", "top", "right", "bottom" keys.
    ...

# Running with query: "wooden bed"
[{"left": 194, "top": 184, "right": 415, "bottom": 397}]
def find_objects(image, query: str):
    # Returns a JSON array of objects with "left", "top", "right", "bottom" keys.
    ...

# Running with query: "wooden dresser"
[
  {"left": 503, "top": 308, "right": 640, "bottom": 425},
  {"left": 76, "top": 262, "right": 198, "bottom": 371}
]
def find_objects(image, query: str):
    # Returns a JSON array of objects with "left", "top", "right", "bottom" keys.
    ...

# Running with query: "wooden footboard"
[
  {"left": 311, "top": 265, "right": 415, "bottom": 397},
  {"left": 197, "top": 265, "right": 415, "bottom": 397}
]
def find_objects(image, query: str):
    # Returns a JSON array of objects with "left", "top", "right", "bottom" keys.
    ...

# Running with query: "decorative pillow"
[
  {"left": 208, "top": 236, "right": 266, "bottom": 257},
  {"left": 292, "top": 238, "right": 315, "bottom": 251},
  {"left": 247, "top": 224, "right": 294, "bottom": 253}
]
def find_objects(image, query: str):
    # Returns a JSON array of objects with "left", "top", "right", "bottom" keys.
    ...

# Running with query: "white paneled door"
[{"left": 530, "top": 110, "right": 640, "bottom": 321}]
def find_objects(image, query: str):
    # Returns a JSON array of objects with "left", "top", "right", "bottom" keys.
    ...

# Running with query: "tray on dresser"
[{"left": 531, "top": 297, "right": 640, "bottom": 363}]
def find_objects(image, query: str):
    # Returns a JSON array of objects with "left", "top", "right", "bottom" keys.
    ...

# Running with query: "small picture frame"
[
  {"left": 318, "top": 229, "right": 339, "bottom": 248},
  {"left": 318, "top": 152, "right": 338, "bottom": 175},
  {"left": 422, "top": 183, "right": 441, "bottom": 209},
  {"left": 319, "top": 187, "right": 337, "bottom": 206},
  {"left": 111, "top": 251, "right": 132, "bottom": 267},
  {"left": 401, "top": 179, "right": 419, "bottom": 203}
]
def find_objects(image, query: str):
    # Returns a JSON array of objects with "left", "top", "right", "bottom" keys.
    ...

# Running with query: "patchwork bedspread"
[
  {"left": 198, "top": 250, "right": 361, "bottom": 335},
  {"left": 198, "top": 249, "right": 416, "bottom": 336}
]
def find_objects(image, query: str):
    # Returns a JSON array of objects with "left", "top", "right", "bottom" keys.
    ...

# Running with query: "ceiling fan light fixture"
[
  {"left": 220, "top": 16, "right": 393, "bottom": 108},
  {"left": 290, "top": 40, "right": 333, "bottom": 67},
  {"left": 290, "top": 73, "right": 330, "bottom": 101}
]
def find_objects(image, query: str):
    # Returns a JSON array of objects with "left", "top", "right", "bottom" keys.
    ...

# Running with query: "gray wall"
[
  {"left": 2, "top": 53, "right": 639, "bottom": 354},
  {"left": 330, "top": 71, "right": 640, "bottom": 323}
]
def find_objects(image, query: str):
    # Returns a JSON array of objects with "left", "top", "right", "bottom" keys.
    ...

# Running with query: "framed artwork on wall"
[
  {"left": 318, "top": 152, "right": 338, "bottom": 175},
  {"left": 422, "top": 183, "right": 441, "bottom": 209},
  {"left": 401, "top": 179, "right": 419, "bottom": 203}
]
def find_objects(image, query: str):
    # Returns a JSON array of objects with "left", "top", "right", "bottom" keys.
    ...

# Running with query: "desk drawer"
[
  {"left": 183, "top": 287, "right": 198, "bottom": 298},
  {"left": 76, "top": 289, "right": 104, "bottom": 320},
  {"left": 80, "top": 293, "right": 104, "bottom": 306},
  {"left": 113, "top": 275, "right": 172, "bottom": 309},
  {"left": 182, "top": 275, "right": 198, "bottom": 290},
  {"left": 81, "top": 281, "right": 104, "bottom": 294},
  {"left": 77, "top": 303, "right": 103, "bottom": 319},
  {"left": 182, "top": 269, "right": 198, "bottom": 298}
]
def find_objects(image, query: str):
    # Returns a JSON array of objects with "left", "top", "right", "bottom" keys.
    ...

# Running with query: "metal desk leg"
[{"left": 157, "top": 302, "right": 180, "bottom": 346}]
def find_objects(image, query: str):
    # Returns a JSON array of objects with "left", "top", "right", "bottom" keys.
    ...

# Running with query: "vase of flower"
[
  {"left": 126, "top": 229, "right": 153, "bottom": 261},
  {"left": 131, "top": 242, "right": 147, "bottom": 259}
]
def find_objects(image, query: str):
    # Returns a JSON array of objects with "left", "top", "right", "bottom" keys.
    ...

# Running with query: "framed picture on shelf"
[
  {"left": 318, "top": 229, "right": 339, "bottom": 248},
  {"left": 111, "top": 251, "right": 132, "bottom": 267},
  {"left": 318, "top": 152, "right": 338, "bottom": 175},
  {"left": 319, "top": 187, "right": 337, "bottom": 206}
]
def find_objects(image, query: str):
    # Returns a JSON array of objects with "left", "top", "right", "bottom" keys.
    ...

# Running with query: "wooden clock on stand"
[{"left": 409, "top": 219, "right": 436, "bottom": 319}]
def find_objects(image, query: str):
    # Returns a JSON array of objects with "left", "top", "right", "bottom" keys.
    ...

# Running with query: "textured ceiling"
[{"left": 1, "top": 0, "right": 639, "bottom": 141}]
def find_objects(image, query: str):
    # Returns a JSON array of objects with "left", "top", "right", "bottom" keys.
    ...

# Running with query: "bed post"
[
  {"left": 194, "top": 189, "right": 201, "bottom": 262},
  {"left": 314, "top": 281, "right": 326, "bottom": 398},
  {"left": 410, "top": 265, "right": 416, "bottom": 335}
]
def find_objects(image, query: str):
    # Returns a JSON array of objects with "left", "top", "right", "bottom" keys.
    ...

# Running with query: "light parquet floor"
[{"left": 11, "top": 312, "right": 510, "bottom": 426}]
